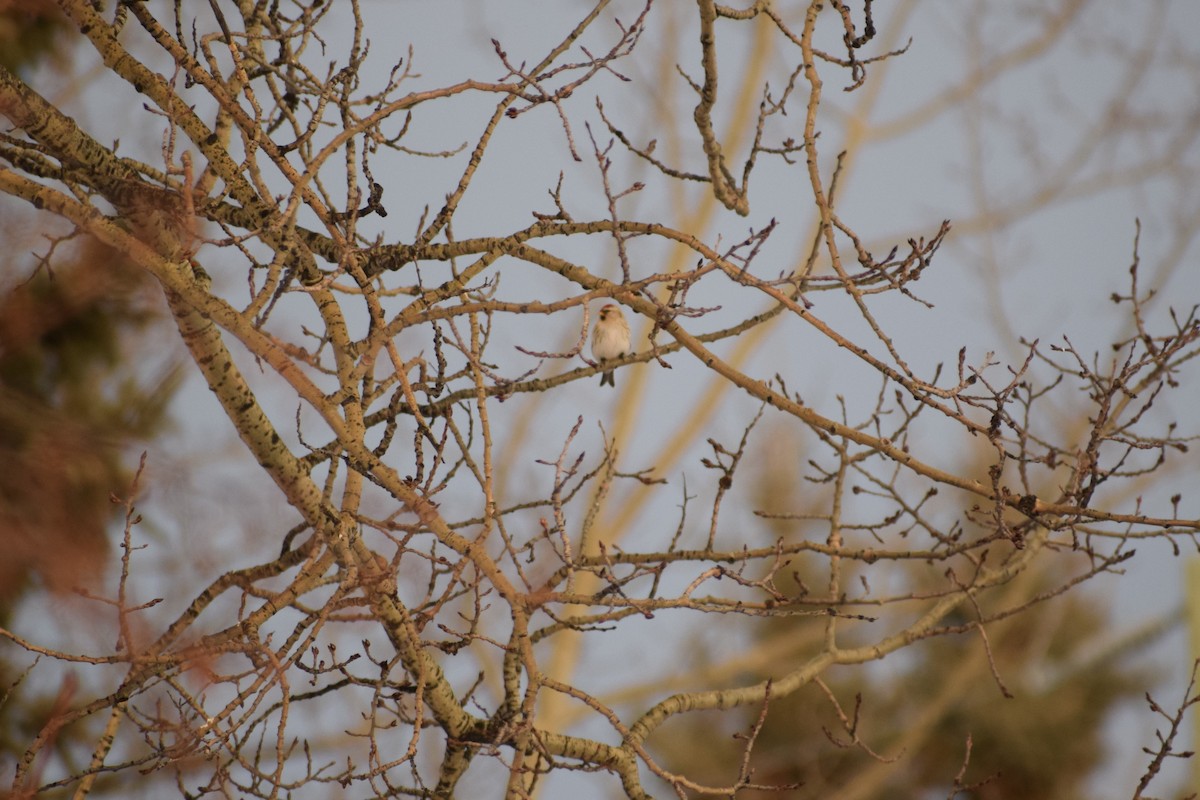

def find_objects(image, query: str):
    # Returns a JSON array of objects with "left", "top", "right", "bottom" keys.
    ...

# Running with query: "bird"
[{"left": 591, "top": 303, "right": 631, "bottom": 387}]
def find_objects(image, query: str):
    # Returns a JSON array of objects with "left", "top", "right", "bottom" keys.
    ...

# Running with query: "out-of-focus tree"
[
  {"left": 0, "top": 0, "right": 67, "bottom": 73},
  {"left": 1, "top": 2, "right": 1198, "bottom": 799},
  {"left": 656, "top": 425, "right": 1159, "bottom": 798},
  {"left": 0, "top": 1, "right": 182, "bottom": 779},
  {"left": 0, "top": 240, "right": 177, "bottom": 609}
]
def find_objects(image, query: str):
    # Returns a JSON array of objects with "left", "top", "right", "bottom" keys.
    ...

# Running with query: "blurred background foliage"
[
  {"left": 656, "top": 422, "right": 1156, "bottom": 798},
  {"left": 0, "top": 5, "right": 182, "bottom": 776}
]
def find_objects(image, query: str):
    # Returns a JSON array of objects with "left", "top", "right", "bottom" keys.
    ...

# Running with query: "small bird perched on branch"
[{"left": 591, "top": 303, "right": 631, "bottom": 387}]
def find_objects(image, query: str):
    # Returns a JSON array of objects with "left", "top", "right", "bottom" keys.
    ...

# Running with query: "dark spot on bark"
[{"left": 1018, "top": 495, "right": 1038, "bottom": 516}]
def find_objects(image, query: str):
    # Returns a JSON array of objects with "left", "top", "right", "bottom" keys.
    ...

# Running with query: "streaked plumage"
[{"left": 591, "top": 304, "right": 631, "bottom": 387}]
